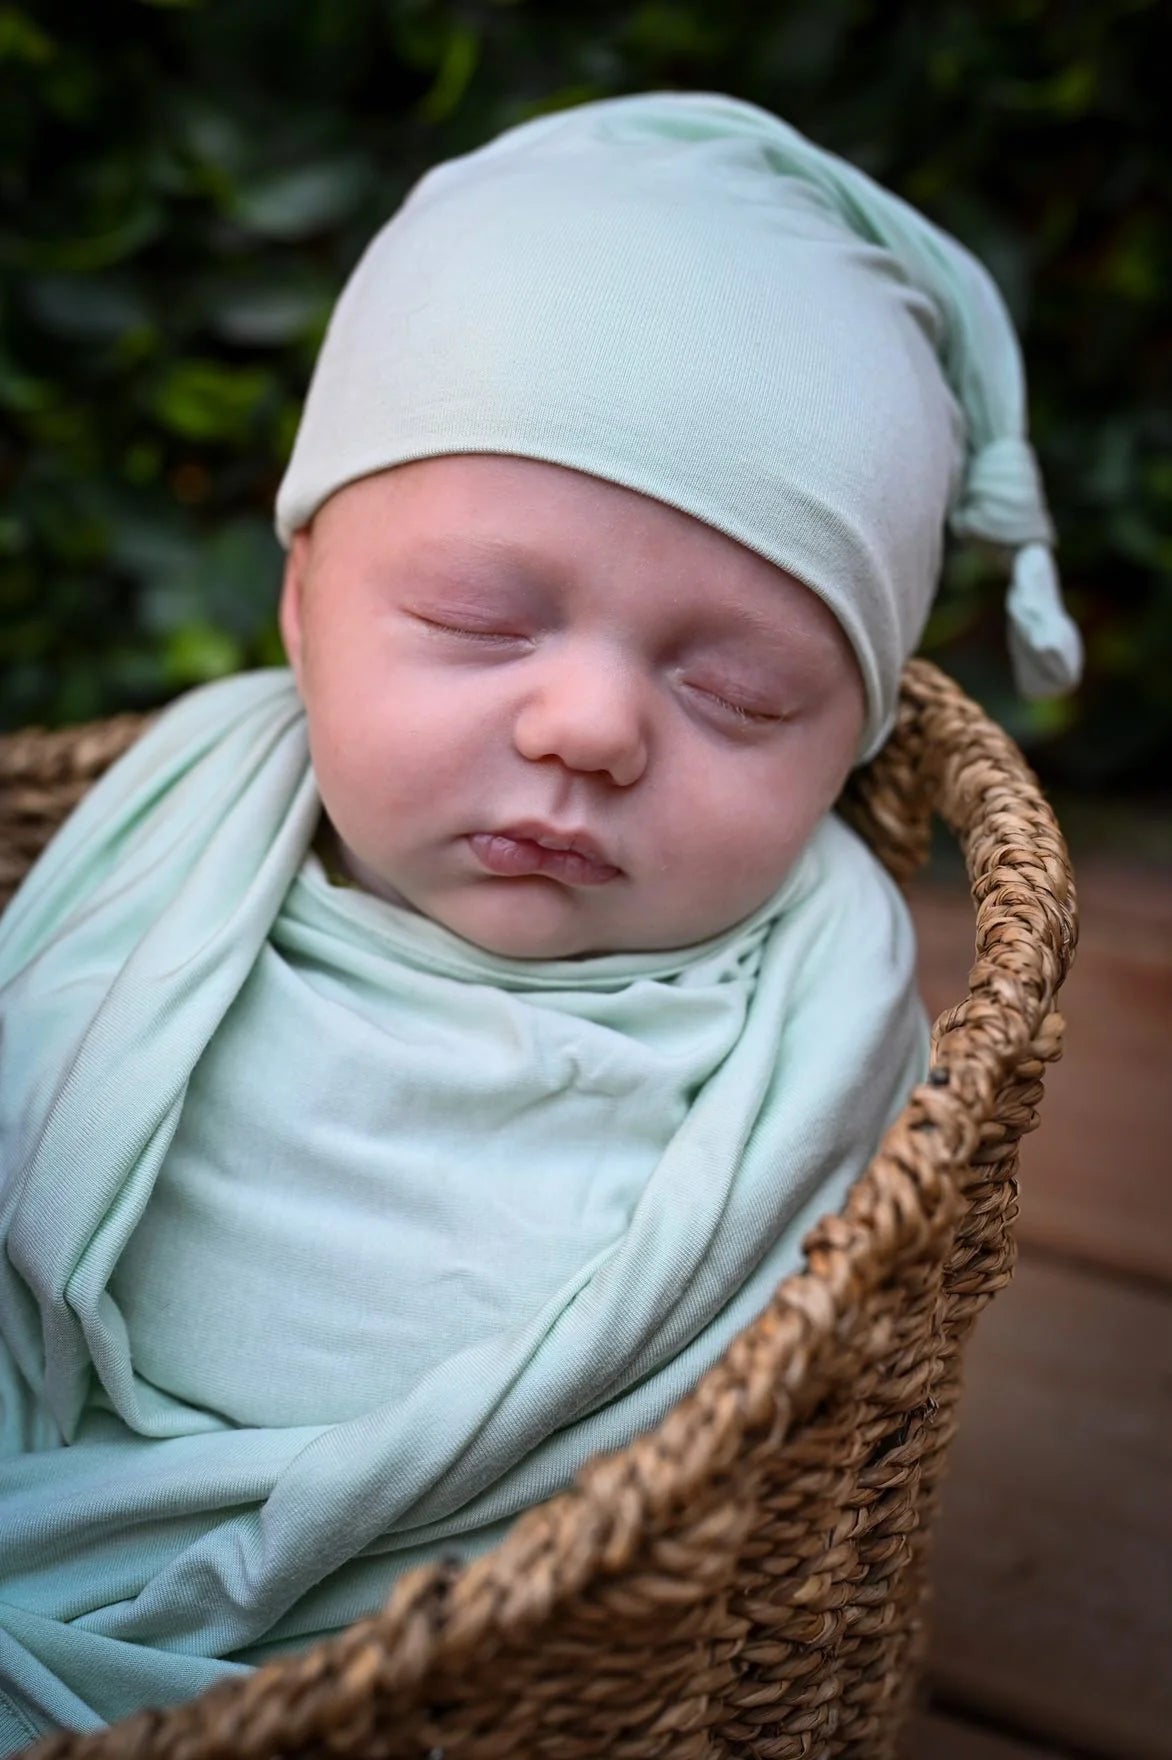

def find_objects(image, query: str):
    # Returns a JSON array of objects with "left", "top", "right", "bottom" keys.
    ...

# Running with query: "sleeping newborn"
[{"left": 0, "top": 91, "right": 1079, "bottom": 1746}]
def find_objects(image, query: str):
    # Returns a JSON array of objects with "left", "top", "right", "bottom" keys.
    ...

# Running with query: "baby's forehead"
[{"left": 337, "top": 458, "right": 799, "bottom": 599}]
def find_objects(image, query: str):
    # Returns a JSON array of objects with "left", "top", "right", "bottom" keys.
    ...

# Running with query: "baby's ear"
[{"left": 279, "top": 530, "right": 311, "bottom": 684}]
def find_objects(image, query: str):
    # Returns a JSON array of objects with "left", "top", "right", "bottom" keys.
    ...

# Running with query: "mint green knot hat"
[{"left": 276, "top": 91, "right": 1082, "bottom": 757}]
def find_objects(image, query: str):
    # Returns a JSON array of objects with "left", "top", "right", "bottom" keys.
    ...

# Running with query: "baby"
[{"left": 0, "top": 93, "right": 1080, "bottom": 1744}]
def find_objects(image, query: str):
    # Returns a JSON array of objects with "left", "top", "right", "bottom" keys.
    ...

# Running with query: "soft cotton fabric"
[
  {"left": 276, "top": 90, "right": 1082, "bottom": 755},
  {"left": 0, "top": 670, "right": 926, "bottom": 1744}
]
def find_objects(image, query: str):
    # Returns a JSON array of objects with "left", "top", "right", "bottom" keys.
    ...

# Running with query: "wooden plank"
[
  {"left": 904, "top": 1710, "right": 1071, "bottom": 1757},
  {"left": 924, "top": 1254, "right": 1172, "bottom": 1759},
  {"left": 909, "top": 861, "right": 1172, "bottom": 1285}
]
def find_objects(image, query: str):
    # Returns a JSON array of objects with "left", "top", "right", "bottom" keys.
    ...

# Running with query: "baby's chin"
[
  {"left": 426, "top": 883, "right": 630, "bottom": 961},
  {"left": 423, "top": 881, "right": 757, "bottom": 962}
]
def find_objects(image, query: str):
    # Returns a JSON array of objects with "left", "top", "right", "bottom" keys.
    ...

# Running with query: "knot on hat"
[
  {"left": 950, "top": 437, "right": 1055, "bottom": 550},
  {"left": 1006, "top": 542, "right": 1083, "bottom": 699},
  {"left": 950, "top": 439, "right": 1081, "bottom": 700}
]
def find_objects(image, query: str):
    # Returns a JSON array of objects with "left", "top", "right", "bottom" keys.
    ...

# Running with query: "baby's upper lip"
[{"left": 490, "top": 820, "right": 618, "bottom": 870}]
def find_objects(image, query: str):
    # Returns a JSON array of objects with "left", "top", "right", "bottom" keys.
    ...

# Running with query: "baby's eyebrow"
[
  {"left": 670, "top": 598, "right": 846, "bottom": 681},
  {"left": 682, "top": 601, "right": 794, "bottom": 650},
  {"left": 408, "top": 533, "right": 556, "bottom": 596}
]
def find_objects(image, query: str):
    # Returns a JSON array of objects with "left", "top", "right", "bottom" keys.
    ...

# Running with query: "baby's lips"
[
  {"left": 468, "top": 832, "right": 621, "bottom": 886},
  {"left": 493, "top": 819, "right": 617, "bottom": 869}
]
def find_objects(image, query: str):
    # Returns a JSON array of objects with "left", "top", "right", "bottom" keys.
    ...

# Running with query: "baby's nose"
[{"left": 512, "top": 645, "right": 648, "bottom": 786}]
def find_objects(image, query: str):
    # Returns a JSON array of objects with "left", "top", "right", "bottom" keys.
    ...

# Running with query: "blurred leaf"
[
  {"left": 621, "top": 3, "right": 724, "bottom": 61},
  {"left": 0, "top": 352, "right": 54, "bottom": 413},
  {"left": 6, "top": 198, "right": 163, "bottom": 273},
  {"left": 179, "top": 105, "right": 249, "bottom": 179},
  {"left": 164, "top": 622, "right": 242, "bottom": 686},
  {"left": 149, "top": 359, "right": 273, "bottom": 441},
  {"left": 255, "top": 621, "right": 286, "bottom": 667},
  {"left": 1085, "top": 421, "right": 1135, "bottom": 504},
  {"left": 22, "top": 274, "right": 150, "bottom": 340},
  {"left": 40, "top": 49, "right": 100, "bottom": 123},
  {"left": 1101, "top": 214, "right": 1165, "bottom": 302},
  {"left": 511, "top": 84, "right": 606, "bottom": 123},
  {"left": 1143, "top": 455, "right": 1172, "bottom": 503},
  {"left": 228, "top": 159, "right": 368, "bottom": 240},
  {"left": 111, "top": 509, "right": 201, "bottom": 586},
  {"left": 122, "top": 441, "right": 164, "bottom": 485},
  {"left": 1021, "top": 695, "right": 1078, "bottom": 738},
  {"left": 129, "top": 514, "right": 280, "bottom": 649},
  {"left": 996, "top": 61, "right": 1098, "bottom": 116},
  {"left": 1109, "top": 509, "right": 1172, "bottom": 570},
  {"left": 419, "top": 22, "right": 480, "bottom": 122},
  {"left": 190, "top": 519, "right": 283, "bottom": 633},
  {"left": 201, "top": 278, "right": 331, "bottom": 347},
  {"left": 0, "top": 6, "right": 54, "bottom": 64}
]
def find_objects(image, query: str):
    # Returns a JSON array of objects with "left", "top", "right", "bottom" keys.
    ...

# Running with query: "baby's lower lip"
[{"left": 467, "top": 833, "right": 621, "bottom": 886}]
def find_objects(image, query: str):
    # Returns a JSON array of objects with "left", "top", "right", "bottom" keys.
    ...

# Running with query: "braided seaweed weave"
[{"left": 0, "top": 660, "right": 1077, "bottom": 1760}]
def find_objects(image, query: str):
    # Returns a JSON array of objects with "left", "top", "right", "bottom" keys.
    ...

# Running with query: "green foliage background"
[{"left": 2, "top": 0, "right": 1168, "bottom": 789}]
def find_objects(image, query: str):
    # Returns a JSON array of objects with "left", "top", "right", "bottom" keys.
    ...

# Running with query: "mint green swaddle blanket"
[{"left": 0, "top": 670, "right": 927, "bottom": 1743}]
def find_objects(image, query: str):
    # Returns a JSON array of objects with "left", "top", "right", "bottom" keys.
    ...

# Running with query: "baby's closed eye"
[
  {"left": 680, "top": 679, "right": 788, "bottom": 725},
  {"left": 414, "top": 613, "right": 531, "bottom": 646}
]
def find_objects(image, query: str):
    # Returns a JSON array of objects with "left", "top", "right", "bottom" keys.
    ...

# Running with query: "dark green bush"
[{"left": 2, "top": 0, "right": 1168, "bottom": 788}]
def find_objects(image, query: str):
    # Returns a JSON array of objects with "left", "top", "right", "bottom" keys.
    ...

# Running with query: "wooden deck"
[{"left": 901, "top": 854, "right": 1172, "bottom": 1760}]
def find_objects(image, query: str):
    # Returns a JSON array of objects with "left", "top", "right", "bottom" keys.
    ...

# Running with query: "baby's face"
[{"left": 280, "top": 456, "right": 865, "bottom": 958}]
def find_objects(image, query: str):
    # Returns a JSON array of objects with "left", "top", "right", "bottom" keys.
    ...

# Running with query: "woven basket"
[{"left": 0, "top": 658, "right": 1076, "bottom": 1760}]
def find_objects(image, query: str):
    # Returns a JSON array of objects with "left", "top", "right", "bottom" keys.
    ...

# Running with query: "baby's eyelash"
[
  {"left": 692, "top": 685, "right": 782, "bottom": 725},
  {"left": 417, "top": 616, "right": 524, "bottom": 643}
]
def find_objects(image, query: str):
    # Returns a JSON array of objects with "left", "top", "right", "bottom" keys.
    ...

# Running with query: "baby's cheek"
[
  {"left": 694, "top": 776, "right": 810, "bottom": 893},
  {"left": 304, "top": 706, "right": 392, "bottom": 833},
  {"left": 366, "top": 710, "right": 493, "bottom": 841}
]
